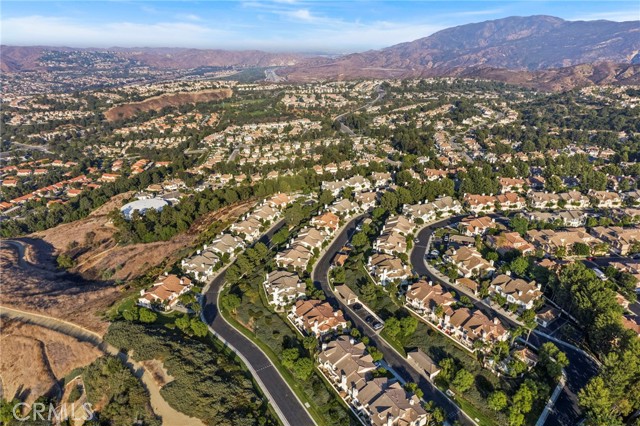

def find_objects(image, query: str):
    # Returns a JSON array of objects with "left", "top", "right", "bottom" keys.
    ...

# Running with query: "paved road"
[
  {"left": 411, "top": 217, "right": 600, "bottom": 426},
  {"left": 312, "top": 215, "right": 476, "bottom": 426},
  {"left": 201, "top": 220, "right": 316, "bottom": 426}
]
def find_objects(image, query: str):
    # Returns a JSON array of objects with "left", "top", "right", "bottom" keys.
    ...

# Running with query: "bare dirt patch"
[
  {"left": 140, "top": 359, "right": 174, "bottom": 388},
  {"left": 104, "top": 88, "right": 232, "bottom": 122},
  {"left": 0, "top": 197, "right": 256, "bottom": 333},
  {"left": 0, "top": 319, "right": 101, "bottom": 406},
  {"left": 32, "top": 198, "right": 256, "bottom": 282}
]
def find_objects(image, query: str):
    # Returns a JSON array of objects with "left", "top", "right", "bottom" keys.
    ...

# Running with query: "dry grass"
[{"left": 0, "top": 320, "right": 101, "bottom": 406}]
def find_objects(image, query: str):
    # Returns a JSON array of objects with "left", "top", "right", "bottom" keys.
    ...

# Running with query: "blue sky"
[{"left": 1, "top": 1, "right": 638, "bottom": 53}]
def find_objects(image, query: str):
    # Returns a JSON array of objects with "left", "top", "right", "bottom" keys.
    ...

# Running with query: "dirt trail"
[{"left": 0, "top": 306, "right": 205, "bottom": 426}]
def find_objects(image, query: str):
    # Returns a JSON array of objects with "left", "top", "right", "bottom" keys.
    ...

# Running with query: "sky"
[{"left": 1, "top": 1, "right": 639, "bottom": 53}]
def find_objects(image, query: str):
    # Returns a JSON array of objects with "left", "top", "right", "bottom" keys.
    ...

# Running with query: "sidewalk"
[{"left": 535, "top": 371, "right": 566, "bottom": 426}]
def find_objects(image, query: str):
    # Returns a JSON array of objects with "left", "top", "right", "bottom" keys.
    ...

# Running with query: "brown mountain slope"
[
  {"left": 283, "top": 61, "right": 640, "bottom": 91},
  {"left": 0, "top": 45, "right": 305, "bottom": 72},
  {"left": 280, "top": 15, "right": 640, "bottom": 87}
]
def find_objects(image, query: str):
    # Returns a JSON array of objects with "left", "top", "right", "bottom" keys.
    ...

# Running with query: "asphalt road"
[
  {"left": 312, "top": 215, "right": 476, "bottom": 426},
  {"left": 201, "top": 220, "right": 316, "bottom": 426},
  {"left": 411, "top": 217, "right": 600, "bottom": 426}
]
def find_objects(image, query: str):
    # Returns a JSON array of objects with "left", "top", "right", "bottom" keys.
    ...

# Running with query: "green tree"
[
  {"left": 538, "top": 342, "right": 569, "bottom": 381},
  {"left": 190, "top": 318, "right": 208, "bottom": 337},
  {"left": 175, "top": 315, "right": 191, "bottom": 333},
  {"left": 221, "top": 293, "right": 241, "bottom": 313},
  {"left": 439, "top": 358, "right": 456, "bottom": 382},
  {"left": 451, "top": 369, "right": 474, "bottom": 393},
  {"left": 138, "top": 308, "right": 157, "bottom": 323},
  {"left": 572, "top": 242, "right": 591, "bottom": 256},
  {"left": 509, "top": 257, "right": 529, "bottom": 277},
  {"left": 510, "top": 216, "right": 530, "bottom": 236},
  {"left": 579, "top": 377, "right": 622, "bottom": 426},
  {"left": 292, "top": 357, "right": 314, "bottom": 381},
  {"left": 122, "top": 306, "right": 140, "bottom": 322},
  {"left": 57, "top": 253, "right": 75, "bottom": 269},
  {"left": 404, "top": 382, "right": 424, "bottom": 399},
  {"left": 488, "top": 391, "right": 508, "bottom": 412}
]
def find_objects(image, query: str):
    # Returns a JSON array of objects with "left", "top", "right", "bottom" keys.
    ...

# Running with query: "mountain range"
[{"left": 2, "top": 15, "right": 639, "bottom": 91}]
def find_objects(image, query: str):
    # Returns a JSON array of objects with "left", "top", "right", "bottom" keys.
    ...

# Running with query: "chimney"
[{"left": 493, "top": 317, "right": 499, "bottom": 325}]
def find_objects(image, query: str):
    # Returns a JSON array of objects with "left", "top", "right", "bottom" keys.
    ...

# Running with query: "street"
[
  {"left": 312, "top": 215, "right": 477, "bottom": 426},
  {"left": 201, "top": 220, "right": 316, "bottom": 426},
  {"left": 411, "top": 217, "right": 600, "bottom": 426}
]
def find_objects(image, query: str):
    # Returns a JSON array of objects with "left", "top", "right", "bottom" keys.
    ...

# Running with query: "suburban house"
[
  {"left": 526, "top": 228, "right": 604, "bottom": 255},
  {"left": 558, "top": 191, "right": 590, "bottom": 209},
  {"left": 383, "top": 215, "right": 414, "bottom": 236},
  {"left": 535, "top": 306, "right": 561, "bottom": 328},
  {"left": 590, "top": 226, "right": 640, "bottom": 255},
  {"left": 322, "top": 175, "right": 372, "bottom": 195},
  {"left": 527, "top": 192, "right": 560, "bottom": 210},
  {"left": 403, "top": 202, "right": 437, "bottom": 223},
  {"left": 424, "top": 168, "right": 449, "bottom": 181},
  {"left": 230, "top": 216, "right": 262, "bottom": 242},
  {"left": 486, "top": 232, "right": 535, "bottom": 255},
  {"left": 407, "top": 348, "right": 441, "bottom": 380},
  {"left": 181, "top": 250, "right": 218, "bottom": 282},
  {"left": 290, "top": 299, "right": 347, "bottom": 336},
  {"left": 317, "top": 335, "right": 377, "bottom": 398},
  {"left": 489, "top": 274, "right": 543, "bottom": 310},
  {"left": 330, "top": 198, "right": 361, "bottom": 216},
  {"left": 528, "top": 191, "right": 590, "bottom": 210},
  {"left": 624, "top": 189, "right": 640, "bottom": 205},
  {"left": 370, "top": 172, "right": 393, "bottom": 188},
  {"left": 293, "top": 227, "right": 327, "bottom": 250},
  {"left": 445, "top": 307, "right": 510, "bottom": 348},
  {"left": 588, "top": 190, "right": 623, "bottom": 208},
  {"left": 137, "top": 274, "right": 193, "bottom": 311},
  {"left": 318, "top": 336, "right": 429, "bottom": 426},
  {"left": 311, "top": 211, "right": 340, "bottom": 233},
  {"left": 444, "top": 246, "right": 496, "bottom": 278},
  {"left": 268, "top": 192, "right": 293, "bottom": 209},
  {"left": 431, "top": 196, "right": 464, "bottom": 216},
  {"left": 374, "top": 231, "right": 407, "bottom": 254},
  {"left": 463, "top": 193, "right": 497, "bottom": 213},
  {"left": 355, "top": 191, "right": 378, "bottom": 210},
  {"left": 263, "top": 270, "right": 306, "bottom": 308},
  {"left": 499, "top": 177, "right": 526, "bottom": 193},
  {"left": 335, "top": 284, "right": 359, "bottom": 305},
  {"left": 496, "top": 192, "right": 526, "bottom": 210},
  {"left": 528, "top": 210, "right": 588, "bottom": 227},
  {"left": 456, "top": 277, "right": 480, "bottom": 295},
  {"left": 276, "top": 244, "right": 313, "bottom": 270},
  {"left": 367, "top": 253, "right": 412, "bottom": 285},
  {"left": 209, "top": 234, "right": 245, "bottom": 256},
  {"left": 405, "top": 280, "right": 455, "bottom": 317},
  {"left": 459, "top": 216, "right": 495, "bottom": 236}
]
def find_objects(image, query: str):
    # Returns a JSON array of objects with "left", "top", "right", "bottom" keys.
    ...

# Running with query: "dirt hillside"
[{"left": 104, "top": 88, "right": 233, "bottom": 122}]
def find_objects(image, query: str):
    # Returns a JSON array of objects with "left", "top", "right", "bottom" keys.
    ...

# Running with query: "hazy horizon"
[{"left": 2, "top": 1, "right": 638, "bottom": 54}]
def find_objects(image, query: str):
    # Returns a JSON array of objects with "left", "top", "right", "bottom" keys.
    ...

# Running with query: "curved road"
[
  {"left": 312, "top": 215, "right": 476, "bottom": 426},
  {"left": 201, "top": 220, "right": 316, "bottom": 426},
  {"left": 411, "top": 217, "right": 600, "bottom": 426}
]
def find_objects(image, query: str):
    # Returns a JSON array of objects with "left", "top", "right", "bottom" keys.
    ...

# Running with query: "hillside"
[
  {"left": 281, "top": 15, "right": 640, "bottom": 87},
  {"left": 0, "top": 45, "right": 304, "bottom": 73},
  {"left": 104, "top": 88, "right": 233, "bottom": 122}
]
